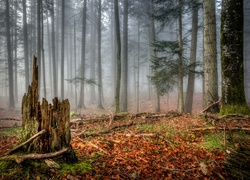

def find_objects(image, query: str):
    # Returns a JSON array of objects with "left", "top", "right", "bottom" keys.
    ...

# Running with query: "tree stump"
[{"left": 21, "top": 56, "right": 76, "bottom": 161}]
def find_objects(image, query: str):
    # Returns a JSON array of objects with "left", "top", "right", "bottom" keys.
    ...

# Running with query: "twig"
[
  {"left": 0, "top": 147, "right": 70, "bottom": 164},
  {"left": 107, "top": 110, "right": 114, "bottom": 128},
  {"left": 0, "top": 129, "right": 46, "bottom": 157},
  {"left": 86, "top": 142, "right": 110, "bottom": 155},
  {"left": 200, "top": 99, "right": 221, "bottom": 113}
]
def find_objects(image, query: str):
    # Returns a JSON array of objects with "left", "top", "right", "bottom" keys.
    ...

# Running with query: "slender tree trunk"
[
  {"left": 121, "top": 0, "right": 128, "bottom": 112},
  {"left": 97, "top": 0, "right": 104, "bottom": 109},
  {"left": 203, "top": 0, "right": 219, "bottom": 113},
  {"left": 51, "top": 0, "right": 57, "bottom": 97},
  {"left": 78, "top": 0, "right": 87, "bottom": 108},
  {"left": 5, "top": 0, "right": 15, "bottom": 108},
  {"left": 74, "top": 20, "right": 77, "bottom": 110},
  {"left": 136, "top": 19, "right": 140, "bottom": 113},
  {"left": 184, "top": 1, "right": 198, "bottom": 113},
  {"left": 114, "top": 0, "right": 121, "bottom": 113},
  {"left": 61, "top": 0, "right": 65, "bottom": 99},
  {"left": 90, "top": 0, "right": 96, "bottom": 104},
  {"left": 37, "top": 0, "right": 41, "bottom": 95},
  {"left": 42, "top": 15, "right": 46, "bottom": 99},
  {"left": 177, "top": 0, "right": 184, "bottom": 113},
  {"left": 23, "top": 0, "right": 30, "bottom": 92},
  {"left": 14, "top": 0, "right": 18, "bottom": 103}
]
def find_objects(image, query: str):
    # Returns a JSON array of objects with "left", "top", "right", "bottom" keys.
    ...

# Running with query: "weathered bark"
[
  {"left": 203, "top": 0, "right": 219, "bottom": 113},
  {"left": 220, "top": 0, "right": 249, "bottom": 115},
  {"left": 21, "top": 57, "right": 76, "bottom": 160}
]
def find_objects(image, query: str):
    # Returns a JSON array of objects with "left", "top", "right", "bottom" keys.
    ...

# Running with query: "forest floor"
[{"left": 0, "top": 94, "right": 250, "bottom": 179}]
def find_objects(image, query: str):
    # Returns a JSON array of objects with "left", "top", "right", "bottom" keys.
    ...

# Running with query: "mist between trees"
[{"left": 0, "top": 0, "right": 250, "bottom": 114}]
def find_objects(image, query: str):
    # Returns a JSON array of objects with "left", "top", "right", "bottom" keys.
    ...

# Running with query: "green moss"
[
  {"left": 59, "top": 161, "right": 92, "bottom": 175},
  {"left": 220, "top": 104, "right": 250, "bottom": 115}
]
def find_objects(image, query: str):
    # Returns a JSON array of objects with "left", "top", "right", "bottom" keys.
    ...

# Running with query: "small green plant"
[
  {"left": 70, "top": 111, "right": 78, "bottom": 117},
  {"left": 98, "top": 113, "right": 105, "bottom": 117},
  {"left": 136, "top": 124, "right": 154, "bottom": 132},
  {"left": 91, "top": 152, "right": 105, "bottom": 158},
  {"left": 201, "top": 133, "right": 225, "bottom": 151}
]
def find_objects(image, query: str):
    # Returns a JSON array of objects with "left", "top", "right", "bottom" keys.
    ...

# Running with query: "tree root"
[{"left": 0, "top": 147, "right": 70, "bottom": 164}]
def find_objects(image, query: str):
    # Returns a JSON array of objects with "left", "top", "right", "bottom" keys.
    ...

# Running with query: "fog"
[{"left": 0, "top": 0, "right": 249, "bottom": 112}]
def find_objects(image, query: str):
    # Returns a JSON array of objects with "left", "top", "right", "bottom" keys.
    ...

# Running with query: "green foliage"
[
  {"left": 149, "top": 40, "right": 202, "bottom": 96},
  {"left": 59, "top": 161, "right": 92, "bottom": 176},
  {"left": 220, "top": 104, "right": 250, "bottom": 115},
  {"left": 66, "top": 77, "right": 97, "bottom": 86}
]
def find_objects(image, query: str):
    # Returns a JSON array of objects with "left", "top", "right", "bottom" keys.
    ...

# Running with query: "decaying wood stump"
[{"left": 20, "top": 56, "right": 76, "bottom": 161}]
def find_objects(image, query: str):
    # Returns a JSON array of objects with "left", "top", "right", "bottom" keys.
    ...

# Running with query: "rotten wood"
[{"left": 19, "top": 56, "right": 76, "bottom": 161}]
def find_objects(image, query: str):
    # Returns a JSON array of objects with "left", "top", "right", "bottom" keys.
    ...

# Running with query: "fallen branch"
[
  {"left": 75, "top": 136, "right": 109, "bottom": 155},
  {"left": 0, "top": 147, "right": 70, "bottom": 164},
  {"left": 86, "top": 142, "right": 110, "bottom": 155},
  {"left": 200, "top": 99, "right": 221, "bottom": 114},
  {"left": 0, "top": 129, "right": 46, "bottom": 157},
  {"left": 189, "top": 126, "right": 250, "bottom": 132}
]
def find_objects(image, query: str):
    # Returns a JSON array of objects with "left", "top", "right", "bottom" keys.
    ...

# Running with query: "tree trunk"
[
  {"left": 184, "top": 1, "right": 198, "bottom": 114},
  {"left": 78, "top": 0, "right": 87, "bottom": 108},
  {"left": 97, "top": 0, "right": 104, "bottom": 109},
  {"left": 37, "top": 0, "right": 42, "bottom": 95},
  {"left": 136, "top": 19, "right": 140, "bottom": 113},
  {"left": 121, "top": 0, "right": 128, "bottom": 112},
  {"left": 5, "top": 0, "right": 15, "bottom": 108},
  {"left": 220, "top": 0, "right": 249, "bottom": 114},
  {"left": 203, "top": 0, "right": 219, "bottom": 113},
  {"left": 74, "top": 19, "right": 78, "bottom": 110},
  {"left": 61, "top": 0, "right": 65, "bottom": 99},
  {"left": 90, "top": 0, "right": 96, "bottom": 104},
  {"left": 51, "top": 0, "right": 57, "bottom": 97},
  {"left": 177, "top": 0, "right": 184, "bottom": 113},
  {"left": 21, "top": 57, "right": 76, "bottom": 160},
  {"left": 23, "top": 0, "right": 30, "bottom": 92},
  {"left": 114, "top": 0, "right": 121, "bottom": 113}
]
